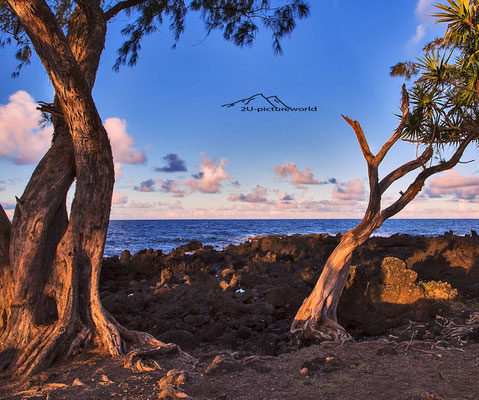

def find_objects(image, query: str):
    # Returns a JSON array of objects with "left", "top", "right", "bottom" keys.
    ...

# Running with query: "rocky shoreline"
[
  {"left": 100, "top": 232, "right": 479, "bottom": 356},
  {"left": 3, "top": 232, "right": 479, "bottom": 399}
]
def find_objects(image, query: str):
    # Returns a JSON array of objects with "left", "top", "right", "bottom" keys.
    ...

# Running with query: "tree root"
[
  {"left": 124, "top": 343, "right": 179, "bottom": 372},
  {"left": 109, "top": 313, "right": 194, "bottom": 372},
  {"left": 290, "top": 316, "right": 353, "bottom": 345}
]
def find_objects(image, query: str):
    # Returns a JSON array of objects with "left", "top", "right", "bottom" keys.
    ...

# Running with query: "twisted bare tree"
[{"left": 291, "top": 0, "right": 479, "bottom": 343}]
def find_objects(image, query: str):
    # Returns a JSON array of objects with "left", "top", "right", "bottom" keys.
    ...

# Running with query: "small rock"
[
  {"left": 159, "top": 330, "right": 199, "bottom": 351},
  {"left": 219, "top": 280, "right": 230, "bottom": 291},
  {"left": 120, "top": 250, "right": 131, "bottom": 263},
  {"left": 157, "top": 370, "right": 189, "bottom": 399},
  {"left": 257, "top": 333, "right": 279, "bottom": 356},
  {"left": 101, "top": 374, "right": 113, "bottom": 384},
  {"left": 235, "top": 326, "right": 252, "bottom": 340},
  {"left": 376, "top": 346, "right": 398, "bottom": 356},
  {"left": 302, "top": 355, "right": 344, "bottom": 374},
  {"left": 158, "top": 370, "right": 187, "bottom": 388},
  {"left": 221, "top": 268, "right": 235, "bottom": 277},
  {"left": 300, "top": 367, "right": 309, "bottom": 375},
  {"left": 228, "top": 275, "right": 241, "bottom": 290}
]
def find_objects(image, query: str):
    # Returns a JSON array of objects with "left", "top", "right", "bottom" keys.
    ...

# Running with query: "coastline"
[
  {"left": 3, "top": 232, "right": 478, "bottom": 399},
  {"left": 105, "top": 219, "right": 479, "bottom": 257}
]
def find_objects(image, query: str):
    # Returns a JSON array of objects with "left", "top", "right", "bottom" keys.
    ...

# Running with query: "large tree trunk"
[{"left": 0, "top": 0, "right": 177, "bottom": 378}]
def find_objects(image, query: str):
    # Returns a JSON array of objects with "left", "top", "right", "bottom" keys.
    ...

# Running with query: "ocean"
[{"left": 104, "top": 219, "right": 479, "bottom": 257}]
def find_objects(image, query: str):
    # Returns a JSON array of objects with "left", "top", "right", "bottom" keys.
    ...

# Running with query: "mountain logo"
[
  {"left": 222, "top": 93, "right": 291, "bottom": 109},
  {"left": 221, "top": 93, "right": 317, "bottom": 113}
]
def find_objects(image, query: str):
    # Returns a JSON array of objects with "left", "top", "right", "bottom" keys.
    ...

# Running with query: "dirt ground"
[{"left": 1, "top": 232, "right": 479, "bottom": 399}]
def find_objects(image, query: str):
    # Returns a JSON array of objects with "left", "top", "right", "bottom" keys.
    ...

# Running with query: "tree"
[
  {"left": 290, "top": 0, "right": 479, "bottom": 343},
  {"left": 0, "top": 0, "right": 309, "bottom": 377}
]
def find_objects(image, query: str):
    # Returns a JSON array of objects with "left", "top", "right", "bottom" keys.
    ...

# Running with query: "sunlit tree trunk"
[{"left": 0, "top": 0, "right": 176, "bottom": 378}]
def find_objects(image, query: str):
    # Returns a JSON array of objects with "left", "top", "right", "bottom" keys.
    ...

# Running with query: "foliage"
[
  {"left": 391, "top": 0, "right": 479, "bottom": 148},
  {"left": 0, "top": 0, "right": 310, "bottom": 76}
]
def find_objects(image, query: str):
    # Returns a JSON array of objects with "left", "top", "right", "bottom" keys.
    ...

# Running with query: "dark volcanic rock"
[
  {"left": 100, "top": 232, "right": 479, "bottom": 357},
  {"left": 159, "top": 330, "right": 199, "bottom": 352}
]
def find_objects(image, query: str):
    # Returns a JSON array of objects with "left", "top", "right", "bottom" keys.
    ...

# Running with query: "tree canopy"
[
  {"left": 391, "top": 0, "right": 479, "bottom": 147},
  {"left": 0, "top": 0, "right": 309, "bottom": 77}
]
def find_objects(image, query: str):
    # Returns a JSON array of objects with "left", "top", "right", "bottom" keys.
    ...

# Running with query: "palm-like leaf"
[
  {"left": 392, "top": 0, "right": 479, "bottom": 148},
  {"left": 433, "top": 0, "right": 478, "bottom": 46}
]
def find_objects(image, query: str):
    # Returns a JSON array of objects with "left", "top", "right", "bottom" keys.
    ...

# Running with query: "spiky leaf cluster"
[{"left": 391, "top": 0, "right": 479, "bottom": 147}]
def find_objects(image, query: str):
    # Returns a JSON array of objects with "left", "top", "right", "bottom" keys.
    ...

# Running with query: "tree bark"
[
  {"left": 290, "top": 225, "right": 376, "bottom": 343},
  {"left": 0, "top": 0, "right": 177, "bottom": 378}
]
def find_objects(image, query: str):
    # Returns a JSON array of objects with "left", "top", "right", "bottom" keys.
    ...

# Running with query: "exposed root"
[
  {"left": 124, "top": 344, "right": 178, "bottom": 372},
  {"left": 290, "top": 316, "right": 353, "bottom": 345},
  {"left": 110, "top": 313, "right": 195, "bottom": 372}
]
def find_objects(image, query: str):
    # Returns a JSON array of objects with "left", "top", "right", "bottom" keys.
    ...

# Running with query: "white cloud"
[
  {"left": 104, "top": 118, "right": 146, "bottom": 164},
  {"left": 129, "top": 201, "right": 154, "bottom": 208},
  {"left": 185, "top": 154, "right": 230, "bottom": 194},
  {"left": 0, "top": 90, "right": 52, "bottom": 165},
  {"left": 228, "top": 185, "right": 268, "bottom": 203},
  {"left": 157, "top": 179, "right": 186, "bottom": 198},
  {"left": 425, "top": 170, "right": 479, "bottom": 200},
  {"left": 274, "top": 162, "right": 319, "bottom": 185},
  {"left": 112, "top": 191, "right": 128, "bottom": 205},
  {"left": 0, "top": 92, "right": 146, "bottom": 175},
  {"left": 409, "top": 0, "right": 435, "bottom": 47},
  {"left": 409, "top": 24, "right": 426, "bottom": 46},
  {"left": 114, "top": 162, "right": 124, "bottom": 180},
  {"left": 416, "top": 0, "right": 434, "bottom": 18},
  {"left": 332, "top": 178, "right": 366, "bottom": 201}
]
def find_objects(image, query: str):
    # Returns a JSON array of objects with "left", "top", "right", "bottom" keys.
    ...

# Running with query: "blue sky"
[{"left": 1, "top": 0, "right": 479, "bottom": 219}]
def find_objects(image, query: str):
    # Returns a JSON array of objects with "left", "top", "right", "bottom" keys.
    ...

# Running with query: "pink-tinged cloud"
[
  {"left": 425, "top": 170, "right": 479, "bottom": 200},
  {"left": 275, "top": 192, "right": 297, "bottom": 209},
  {"left": 0, "top": 91, "right": 52, "bottom": 165},
  {"left": 157, "top": 179, "right": 186, "bottom": 198},
  {"left": 104, "top": 118, "right": 146, "bottom": 164},
  {"left": 168, "top": 200, "right": 184, "bottom": 210},
  {"left": 129, "top": 201, "right": 154, "bottom": 208},
  {"left": 278, "top": 192, "right": 294, "bottom": 202},
  {"left": 112, "top": 191, "right": 128, "bottom": 205},
  {"left": 228, "top": 185, "right": 268, "bottom": 203},
  {"left": 114, "top": 162, "right": 124, "bottom": 180},
  {"left": 185, "top": 155, "right": 230, "bottom": 194},
  {"left": 274, "top": 162, "right": 319, "bottom": 185},
  {"left": 134, "top": 179, "right": 155, "bottom": 192},
  {"left": 332, "top": 179, "right": 365, "bottom": 201}
]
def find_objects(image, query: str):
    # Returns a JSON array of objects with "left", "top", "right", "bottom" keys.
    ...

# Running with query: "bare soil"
[{"left": 1, "top": 232, "right": 479, "bottom": 399}]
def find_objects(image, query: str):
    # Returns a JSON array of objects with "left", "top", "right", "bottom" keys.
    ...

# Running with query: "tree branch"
[
  {"left": 446, "top": 78, "right": 479, "bottom": 95},
  {"left": 104, "top": 0, "right": 148, "bottom": 21},
  {"left": 342, "top": 115, "right": 374, "bottom": 164},
  {"left": 380, "top": 131, "right": 478, "bottom": 221},
  {"left": 373, "top": 84, "right": 409, "bottom": 166},
  {"left": 379, "top": 145, "right": 433, "bottom": 195}
]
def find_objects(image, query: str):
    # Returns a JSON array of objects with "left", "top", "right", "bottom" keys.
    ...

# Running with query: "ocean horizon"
[{"left": 105, "top": 218, "right": 479, "bottom": 257}]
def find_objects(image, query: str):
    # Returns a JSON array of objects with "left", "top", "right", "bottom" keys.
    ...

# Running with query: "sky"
[{"left": 1, "top": 0, "right": 479, "bottom": 220}]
